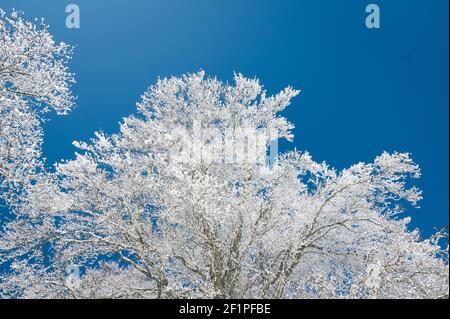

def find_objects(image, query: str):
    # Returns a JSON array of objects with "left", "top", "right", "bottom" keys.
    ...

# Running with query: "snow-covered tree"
[
  {"left": 0, "top": 9, "right": 74, "bottom": 207},
  {"left": 0, "top": 9, "right": 74, "bottom": 297},
  {"left": 0, "top": 11, "right": 448, "bottom": 299}
]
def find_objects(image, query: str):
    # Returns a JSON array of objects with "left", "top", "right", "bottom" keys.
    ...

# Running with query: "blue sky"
[{"left": 1, "top": 0, "right": 448, "bottom": 239}]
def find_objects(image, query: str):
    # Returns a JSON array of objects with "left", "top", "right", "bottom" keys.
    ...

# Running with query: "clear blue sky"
[{"left": 1, "top": 0, "right": 448, "bottom": 238}]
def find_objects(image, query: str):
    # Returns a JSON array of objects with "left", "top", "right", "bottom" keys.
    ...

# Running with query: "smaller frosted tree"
[
  {"left": 0, "top": 10, "right": 74, "bottom": 292},
  {"left": 0, "top": 9, "right": 74, "bottom": 209}
]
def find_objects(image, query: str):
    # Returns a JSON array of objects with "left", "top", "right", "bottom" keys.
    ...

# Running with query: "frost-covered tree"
[
  {"left": 0, "top": 9, "right": 74, "bottom": 206},
  {"left": 0, "top": 11, "right": 448, "bottom": 299},
  {"left": 0, "top": 9, "right": 74, "bottom": 297}
]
